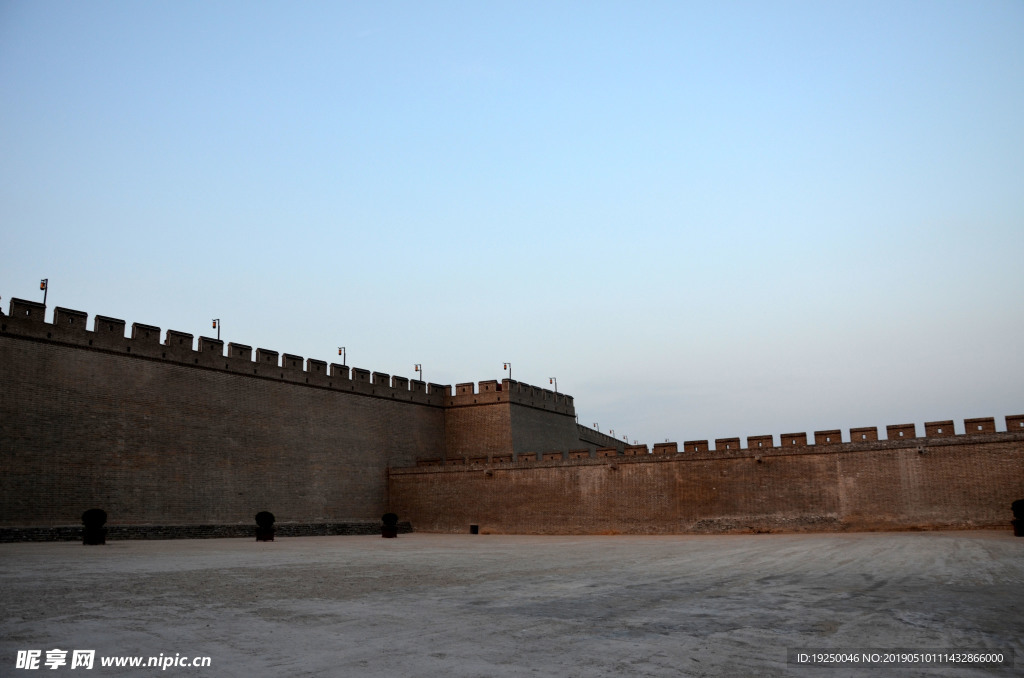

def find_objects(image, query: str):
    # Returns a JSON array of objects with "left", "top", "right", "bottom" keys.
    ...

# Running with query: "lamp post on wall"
[
  {"left": 40, "top": 279, "right": 48, "bottom": 307},
  {"left": 414, "top": 364, "right": 423, "bottom": 383},
  {"left": 549, "top": 377, "right": 557, "bottom": 393},
  {"left": 212, "top": 319, "right": 220, "bottom": 341},
  {"left": 338, "top": 347, "right": 346, "bottom": 366},
  {"left": 593, "top": 423, "right": 600, "bottom": 432},
  {"left": 503, "top": 362, "right": 512, "bottom": 381}
]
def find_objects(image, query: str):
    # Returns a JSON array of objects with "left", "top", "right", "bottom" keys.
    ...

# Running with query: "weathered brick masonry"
[
  {"left": 2, "top": 298, "right": 1021, "bottom": 539},
  {"left": 389, "top": 428, "right": 1024, "bottom": 534},
  {"left": 0, "top": 299, "right": 579, "bottom": 540}
]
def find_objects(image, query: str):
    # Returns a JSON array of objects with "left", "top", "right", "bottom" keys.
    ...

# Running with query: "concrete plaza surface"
[{"left": 1, "top": 532, "right": 1021, "bottom": 677}]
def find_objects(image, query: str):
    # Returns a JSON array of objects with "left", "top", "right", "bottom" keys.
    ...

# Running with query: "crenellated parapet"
[
  {"left": 692, "top": 417, "right": 1020, "bottom": 454},
  {"left": 415, "top": 414, "right": 1024, "bottom": 468},
  {"left": 1, "top": 299, "right": 450, "bottom": 406},
  {"left": 577, "top": 424, "right": 625, "bottom": 451},
  {"left": 644, "top": 418, "right": 1020, "bottom": 456},
  {"left": 0, "top": 299, "right": 581, "bottom": 415},
  {"left": 446, "top": 378, "right": 575, "bottom": 417}
]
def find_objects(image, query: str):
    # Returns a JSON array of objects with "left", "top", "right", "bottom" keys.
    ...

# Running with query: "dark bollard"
[
  {"left": 1012, "top": 500, "right": 1024, "bottom": 537},
  {"left": 255, "top": 511, "right": 276, "bottom": 542},
  {"left": 82, "top": 509, "right": 107, "bottom": 545},
  {"left": 381, "top": 513, "right": 399, "bottom": 538}
]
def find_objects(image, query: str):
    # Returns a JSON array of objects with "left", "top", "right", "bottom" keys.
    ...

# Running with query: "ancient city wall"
[
  {"left": 0, "top": 299, "right": 583, "bottom": 537},
  {"left": 0, "top": 316, "right": 443, "bottom": 530},
  {"left": 389, "top": 422, "right": 1024, "bottom": 535},
  {"left": 4, "top": 297, "right": 1020, "bottom": 540}
]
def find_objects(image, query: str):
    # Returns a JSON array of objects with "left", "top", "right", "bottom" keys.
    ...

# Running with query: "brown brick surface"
[
  {"left": 390, "top": 434, "right": 1024, "bottom": 534},
  {"left": 780, "top": 433, "right": 807, "bottom": 447},
  {"left": 886, "top": 423, "right": 917, "bottom": 440},
  {"left": 814, "top": 430, "right": 841, "bottom": 445},
  {"left": 964, "top": 417, "right": 996, "bottom": 434},
  {"left": 925, "top": 420, "right": 955, "bottom": 437},
  {"left": 850, "top": 426, "right": 878, "bottom": 442}
]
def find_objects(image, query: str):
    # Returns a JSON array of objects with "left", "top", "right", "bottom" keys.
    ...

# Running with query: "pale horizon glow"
[{"left": 1, "top": 1, "right": 1022, "bottom": 447}]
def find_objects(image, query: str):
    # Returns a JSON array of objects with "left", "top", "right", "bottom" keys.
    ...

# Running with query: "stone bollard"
[
  {"left": 82, "top": 509, "right": 107, "bottom": 545},
  {"left": 381, "top": 513, "right": 399, "bottom": 538},
  {"left": 1012, "top": 500, "right": 1024, "bottom": 537},
  {"left": 255, "top": 511, "right": 276, "bottom": 542}
]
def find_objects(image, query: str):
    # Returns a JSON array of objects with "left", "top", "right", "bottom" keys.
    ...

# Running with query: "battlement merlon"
[
  {"left": 130, "top": 322, "right": 158, "bottom": 338},
  {"left": 8, "top": 298, "right": 45, "bottom": 321},
  {"left": 54, "top": 307, "right": 87, "bottom": 329}
]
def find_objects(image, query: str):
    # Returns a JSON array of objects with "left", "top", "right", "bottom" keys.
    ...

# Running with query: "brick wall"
[
  {"left": 444, "top": 402, "right": 513, "bottom": 459},
  {"left": 5, "top": 299, "right": 1022, "bottom": 539},
  {"left": 509, "top": 403, "right": 581, "bottom": 454},
  {"left": 0, "top": 332, "right": 444, "bottom": 528},
  {"left": 437, "top": 394, "right": 590, "bottom": 463},
  {"left": 0, "top": 303, "right": 585, "bottom": 535},
  {"left": 442, "top": 380, "right": 580, "bottom": 459},
  {"left": 388, "top": 432, "right": 1024, "bottom": 534}
]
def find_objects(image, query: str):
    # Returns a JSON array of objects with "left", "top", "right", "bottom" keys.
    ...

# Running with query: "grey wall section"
[
  {"left": 0, "top": 334, "right": 445, "bottom": 527},
  {"left": 577, "top": 424, "right": 626, "bottom": 453},
  {"left": 510, "top": 404, "right": 581, "bottom": 455}
]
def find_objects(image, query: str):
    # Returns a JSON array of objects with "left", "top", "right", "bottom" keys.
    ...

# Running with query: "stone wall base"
[{"left": 0, "top": 522, "right": 413, "bottom": 543}]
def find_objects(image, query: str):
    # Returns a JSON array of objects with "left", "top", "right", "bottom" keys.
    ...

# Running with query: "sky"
[{"left": 1, "top": 1, "right": 1022, "bottom": 447}]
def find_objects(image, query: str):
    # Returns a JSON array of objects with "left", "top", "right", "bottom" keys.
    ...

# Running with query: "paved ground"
[{"left": 1, "top": 531, "right": 1021, "bottom": 677}]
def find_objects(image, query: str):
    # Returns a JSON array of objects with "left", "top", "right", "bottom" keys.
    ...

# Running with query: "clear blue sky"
[{"left": 2, "top": 1, "right": 1022, "bottom": 446}]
